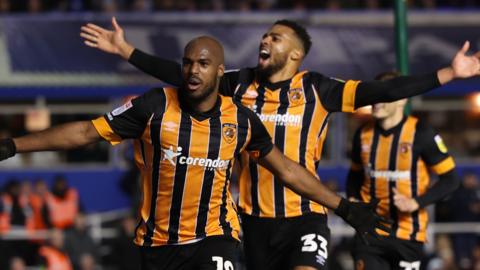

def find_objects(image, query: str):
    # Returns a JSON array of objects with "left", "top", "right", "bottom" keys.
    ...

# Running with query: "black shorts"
[
  {"left": 351, "top": 234, "right": 424, "bottom": 270},
  {"left": 139, "top": 236, "right": 240, "bottom": 270},
  {"left": 241, "top": 213, "right": 330, "bottom": 270}
]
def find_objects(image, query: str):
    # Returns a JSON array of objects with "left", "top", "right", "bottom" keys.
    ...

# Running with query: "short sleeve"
[
  {"left": 92, "top": 88, "right": 164, "bottom": 145},
  {"left": 308, "top": 72, "right": 360, "bottom": 113},
  {"left": 237, "top": 105, "right": 274, "bottom": 159},
  {"left": 416, "top": 121, "right": 455, "bottom": 175}
]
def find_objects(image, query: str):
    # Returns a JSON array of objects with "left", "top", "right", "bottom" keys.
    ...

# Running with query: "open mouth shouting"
[
  {"left": 258, "top": 47, "right": 271, "bottom": 67},
  {"left": 186, "top": 76, "right": 202, "bottom": 92}
]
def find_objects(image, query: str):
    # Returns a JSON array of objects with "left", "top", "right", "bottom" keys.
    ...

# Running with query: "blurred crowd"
[
  {"left": 1, "top": 0, "right": 480, "bottom": 13},
  {"left": 431, "top": 172, "right": 480, "bottom": 270},
  {"left": 0, "top": 176, "right": 141, "bottom": 270}
]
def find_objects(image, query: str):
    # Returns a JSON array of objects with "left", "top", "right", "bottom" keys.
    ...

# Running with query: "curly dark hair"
[{"left": 274, "top": 19, "right": 312, "bottom": 56}]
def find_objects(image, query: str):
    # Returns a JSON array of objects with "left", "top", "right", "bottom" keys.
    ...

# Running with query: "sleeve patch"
[
  {"left": 111, "top": 101, "right": 133, "bottom": 116},
  {"left": 434, "top": 134, "right": 448, "bottom": 153}
]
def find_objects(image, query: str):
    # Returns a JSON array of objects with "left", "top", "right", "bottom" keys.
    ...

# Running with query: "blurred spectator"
[
  {"left": 64, "top": 213, "right": 99, "bottom": 270},
  {"left": 473, "top": 244, "right": 480, "bottom": 270},
  {"left": 53, "top": 0, "right": 94, "bottom": 11},
  {"left": 326, "top": 0, "right": 342, "bottom": 10},
  {"left": 27, "top": 0, "right": 43, "bottom": 12},
  {"left": 30, "top": 179, "right": 49, "bottom": 231},
  {"left": 0, "top": 0, "right": 10, "bottom": 12},
  {"left": 9, "top": 257, "right": 26, "bottom": 270},
  {"left": 128, "top": 0, "right": 152, "bottom": 11},
  {"left": 255, "top": 0, "right": 275, "bottom": 10},
  {"left": 2, "top": 0, "right": 480, "bottom": 13},
  {"left": 101, "top": 0, "right": 119, "bottom": 12},
  {"left": 43, "top": 175, "right": 80, "bottom": 229},
  {"left": 78, "top": 253, "right": 99, "bottom": 270},
  {"left": 0, "top": 180, "right": 37, "bottom": 265},
  {"left": 427, "top": 234, "right": 457, "bottom": 270},
  {"left": 226, "top": 0, "right": 252, "bottom": 11},
  {"left": 153, "top": 0, "right": 176, "bottom": 10},
  {"left": 0, "top": 180, "right": 35, "bottom": 234},
  {"left": 109, "top": 216, "right": 141, "bottom": 270},
  {"left": 450, "top": 172, "right": 480, "bottom": 269},
  {"left": 38, "top": 229, "right": 73, "bottom": 270}
]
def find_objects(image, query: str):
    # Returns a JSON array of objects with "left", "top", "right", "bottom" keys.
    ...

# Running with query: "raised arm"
[
  {"left": 0, "top": 121, "right": 101, "bottom": 161},
  {"left": 317, "top": 41, "right": 480, "bottom": 113},
  {"left": 81, "top": 17, "right": 183, "bottom": 86},
  {"left": 354, "top": 41, "right": 480, "bottom": 108}
]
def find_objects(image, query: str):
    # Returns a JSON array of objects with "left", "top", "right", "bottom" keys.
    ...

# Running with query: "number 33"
[{"left": 301, "top": 234, "right": 328, "bottom": 259}]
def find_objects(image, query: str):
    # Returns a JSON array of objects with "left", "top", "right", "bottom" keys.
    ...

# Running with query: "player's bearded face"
[
  {"left": 257, "top": 26, "right": 292, "bottom": 78},
  {"left": 182, "top": 49, "right": 220, "bottom": 101}
]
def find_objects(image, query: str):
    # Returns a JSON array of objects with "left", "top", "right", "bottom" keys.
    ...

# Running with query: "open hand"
[
  {"left": 80, "top": 17, "right": 133, "bottom": 59},
  {"left": 451, "top": 41, "right": 480, "bottom": 79}
]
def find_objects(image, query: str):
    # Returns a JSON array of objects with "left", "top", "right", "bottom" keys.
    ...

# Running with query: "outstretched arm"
[
  {"left": 0, "top": 121, "right": 101, "bottom": 161},
  {"left": 320, "top": 42, "right": 480, "bottom": 112},
  {"left": 81, "top": 17, "right": 183, "bottom": 87},
  {"left": 81, "top": 18, "right": 241, "bottom": 92},
  {"left": 354, "top": 41, "right": 480, "bottom": 108}
]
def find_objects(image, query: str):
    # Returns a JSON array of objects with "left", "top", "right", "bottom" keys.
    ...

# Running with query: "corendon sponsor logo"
[
  {"left": 365, "top": 165, "right": 410, "bottom": 181},
  {"left": 161, "top": 146, "right": 230, "bottom": 171},
  {"left": 249, "top": 105, "right": 302, "bottom": 127}
]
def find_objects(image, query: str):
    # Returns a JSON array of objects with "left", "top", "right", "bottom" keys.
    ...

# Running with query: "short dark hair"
[
  {"left": 274, "top": 19, "right": 312, "bottom": 56},
  {"left": 374, "top": 71, "right": 401, "bottom": 81}
]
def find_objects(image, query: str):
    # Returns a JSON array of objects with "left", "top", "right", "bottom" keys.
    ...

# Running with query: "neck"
[
  {"left": 378, "top": 110, "right": 404, "bottom": 130},
  {"left": 192, "top": 97, "right": 217, "bottom": 112},
  {"left": 264, "top": 61, "right": 300, "bottom": 83},
  {"left": 184, "top": 90, "right": 219, "bottom": 113}
]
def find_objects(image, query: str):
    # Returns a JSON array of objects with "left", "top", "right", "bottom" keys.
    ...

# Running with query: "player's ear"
[
  {"left": 290, "top": 48, "right": 302, "bottom": 61},
  {"left": 217, "top": 64, "right": 225, "bottom": 77}
]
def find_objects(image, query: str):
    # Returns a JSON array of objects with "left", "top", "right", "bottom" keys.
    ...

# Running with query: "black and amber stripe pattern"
[
  {"left": 356, "top": 116, "right": 454, "bottom": 242},
  {"left": 93, "top": 88, "right": 250, "bottom": 246},
  {"left": 237, "top": 71, "right": 357, "bottom": 218}
]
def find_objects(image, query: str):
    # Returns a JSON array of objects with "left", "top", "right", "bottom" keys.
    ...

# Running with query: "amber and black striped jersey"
[
  {"left": 221, "top": 68, "right": 360, "bottom": 218},
  {"left": 347, "top": 116, "right": 455, "bottom": 242},
  {"left": 127, "top": 49, "right": 441, "bottom": 219},
  {"left": 92, "top": 87, "right": 273, "bottom": 247}
]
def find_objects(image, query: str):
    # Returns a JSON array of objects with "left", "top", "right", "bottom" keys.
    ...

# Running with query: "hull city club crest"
[
  {"left": 288, "top": 88, "right": 303, "bottom": 103},
  {"left": 222, "top": 123, "right": 237, "bottom": 144},
  {"left": 399, "top": 142, "right": 412, "bottom": 154}
]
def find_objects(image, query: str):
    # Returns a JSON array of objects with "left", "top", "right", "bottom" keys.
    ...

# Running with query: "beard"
[
  {"left": 256, "top": 54, "right": 288, "bottom": 81},
  {"left": 181, "top": 77, "right": 218, "bottom": 103}
]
